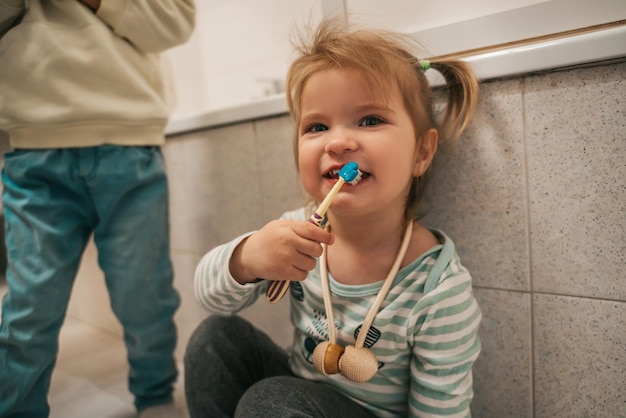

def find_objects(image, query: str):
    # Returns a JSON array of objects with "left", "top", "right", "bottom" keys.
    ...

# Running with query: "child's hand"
[{"left": 229, "top": 220, "right": 334, "bottom": 285}]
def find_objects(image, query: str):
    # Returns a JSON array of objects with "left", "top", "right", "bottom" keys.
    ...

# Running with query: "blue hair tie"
[{"left": 420, "top": 60, "right": 430, "bottom": 72}]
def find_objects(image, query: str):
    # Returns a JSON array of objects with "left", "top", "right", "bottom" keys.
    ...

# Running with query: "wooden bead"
[
  {"left": 312, "top": 342, "right": 344, "bottom": 375},
  {"left": 338, "top": 345, "right": 378, "bottom": 383}
]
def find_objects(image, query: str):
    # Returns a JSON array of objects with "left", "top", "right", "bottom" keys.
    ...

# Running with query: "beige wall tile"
[
  {"left": 525, "top": 63, "right": 626, "bottom": 300},
  {"left": 533, "top": 294, "right": 626, "bottom": 417},
  {"left": 422, "top": 79, "right": 530, "bottom": 291},
  {"left": 165, "top": 123, "right": 262, "bottom": 255},
  {"left": 471, "top": 288, "right": 532, "bottom": 417},
  {"left": 254, "top": 115, "right": 307, "bottom": 220}
]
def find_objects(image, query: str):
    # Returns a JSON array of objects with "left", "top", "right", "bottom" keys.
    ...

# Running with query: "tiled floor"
[{"left": 0, "top": 281, "right": 188, "bottom": 418}]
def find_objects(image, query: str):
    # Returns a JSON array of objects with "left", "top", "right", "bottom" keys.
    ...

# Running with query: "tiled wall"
[
  {"left": 70, "top": 61, "right": 625, "bottom": 416},
  {"left": 419, "top": 62, "right": 625, "bottom": 417}
]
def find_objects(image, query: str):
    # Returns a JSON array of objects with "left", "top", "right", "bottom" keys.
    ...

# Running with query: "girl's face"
[{"left": 298, "top": 68, "right": 427, "bottom": 218}]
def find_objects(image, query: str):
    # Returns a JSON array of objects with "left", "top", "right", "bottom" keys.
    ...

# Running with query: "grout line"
[
  {"left": 472, "top": 285, "right": 626, "bottom": 303},
  {"left": 521, "top": 76, "right": 536, "bottom": 418}
]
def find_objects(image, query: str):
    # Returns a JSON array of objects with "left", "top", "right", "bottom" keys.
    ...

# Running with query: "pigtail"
[{"left": 429, "top": 60, "right": 479, "bottom": 141}]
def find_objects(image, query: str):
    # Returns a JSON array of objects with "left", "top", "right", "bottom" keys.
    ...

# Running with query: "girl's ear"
[{"left": 413, "top": 129, "right": 438, "bottom": 177}]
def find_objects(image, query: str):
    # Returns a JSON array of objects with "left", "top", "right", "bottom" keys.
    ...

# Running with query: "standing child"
[
  {"left": 0, "top": 1, "right": 195, "bottom": 417},
  {"left": 185, "top": 17, "right": 481, "bottom": 418}
]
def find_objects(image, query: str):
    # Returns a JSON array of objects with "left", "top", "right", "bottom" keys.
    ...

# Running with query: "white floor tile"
[{"left": 50, "top": 369, "right": 136, "bottom": 418}]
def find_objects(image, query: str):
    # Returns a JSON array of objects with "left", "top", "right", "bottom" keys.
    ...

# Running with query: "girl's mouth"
[{"left": 324, "top": 168, "right": 370, "bottom": 181}]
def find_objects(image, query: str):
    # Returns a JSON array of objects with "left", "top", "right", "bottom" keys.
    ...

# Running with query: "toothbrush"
[{"left": 266, "top": 161, "right": 363, "bottom": 303}]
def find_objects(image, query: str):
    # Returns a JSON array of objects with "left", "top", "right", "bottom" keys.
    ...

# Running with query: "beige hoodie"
[{"left": 0, "top": 0, "right": 195, "bottom": 148}]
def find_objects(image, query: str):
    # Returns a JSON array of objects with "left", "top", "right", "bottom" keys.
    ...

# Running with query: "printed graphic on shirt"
[
  {"left": 307, "top": 308, "right": 332, "bottom": 342},
  {"left": 301, "top": 308, "right": 384, "bottom": 370},
  {"left": 302, "top": 337, "right": 317, "bottom": 364},
  {"left": 354, "top": 324, "right": 381, "bottom": 349},
  {"left": 355, "top": 324, "right": 385, "bottom": 370},
  {"left": 301, "top": 308, "right": 332, "bottom": 364},
  {"left": 290, "top": 282, "right": 304, "bottom": 301}
]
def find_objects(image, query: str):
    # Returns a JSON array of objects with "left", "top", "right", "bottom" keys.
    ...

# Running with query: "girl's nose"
[{"left": 324, "top": 128, "right": 358, "bottom": 155}]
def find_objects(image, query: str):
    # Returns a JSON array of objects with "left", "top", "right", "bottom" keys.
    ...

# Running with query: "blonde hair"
[{"left": 286, "top": 17, "right": 479, "bottom": 220}]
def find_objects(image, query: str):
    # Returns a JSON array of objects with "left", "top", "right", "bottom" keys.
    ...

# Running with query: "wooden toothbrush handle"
[{"left": 266, "top": 178, "right": 346, "bottom": 303}]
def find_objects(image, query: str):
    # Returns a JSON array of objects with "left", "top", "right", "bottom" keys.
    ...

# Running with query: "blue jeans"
[{"left": 0, "top": 146, "right": 180, "bottom": 417}]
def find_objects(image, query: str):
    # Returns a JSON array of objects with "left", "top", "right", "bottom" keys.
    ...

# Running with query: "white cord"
[{"left": 320, "top": 221, "right": 413, "bottom": 348}]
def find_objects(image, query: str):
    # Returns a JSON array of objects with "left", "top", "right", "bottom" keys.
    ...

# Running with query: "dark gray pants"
[{"left": 184, "top": 315, "right": 376, "bottom": 418}]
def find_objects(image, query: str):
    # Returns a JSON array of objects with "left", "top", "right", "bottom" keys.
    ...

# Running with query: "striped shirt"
[{"left": 195, "top": 208, "right": 481, "bottom": 417}]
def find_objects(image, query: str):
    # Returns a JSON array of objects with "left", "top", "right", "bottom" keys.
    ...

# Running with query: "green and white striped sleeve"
[
  {"left": 409, "top": 264, "right": 482, "bottom": 417},
  {"left": 193, "top": 208, "right": 306, "bottom": 314},
  {"left": 194, "top": 232, "right": 266, "bottom": 314}
]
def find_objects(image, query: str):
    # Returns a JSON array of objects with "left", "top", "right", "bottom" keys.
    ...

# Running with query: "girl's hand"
[{"left": 230, "top": 220, "right": 334, "bottom": 285}]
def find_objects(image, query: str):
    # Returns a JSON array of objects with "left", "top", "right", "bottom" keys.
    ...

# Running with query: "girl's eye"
[
  {"left": 304, "top": 123, "right": 328, "bottom": 133},
  {"left": 359, "top": 116, "right": 384, "bottom": 127}
]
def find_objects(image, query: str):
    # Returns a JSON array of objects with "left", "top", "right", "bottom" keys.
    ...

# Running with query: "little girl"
[{"left": 185, "top": 17, "right": 481, "bottom": 418}]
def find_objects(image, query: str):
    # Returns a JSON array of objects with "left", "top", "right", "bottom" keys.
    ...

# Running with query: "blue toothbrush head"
[{"left": 339, "top": 162, "right": 363, "bottom": 185}]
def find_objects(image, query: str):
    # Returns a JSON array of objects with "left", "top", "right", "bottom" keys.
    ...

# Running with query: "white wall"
[
  {"left": 164, "top": 0, "right": 322, "bottom": 120},
  {"left": 164, "top": 0, "right": 541, "bottom": 121},
  {"left": 164, "top": 0, "right": 626, "bottom": 124}
]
